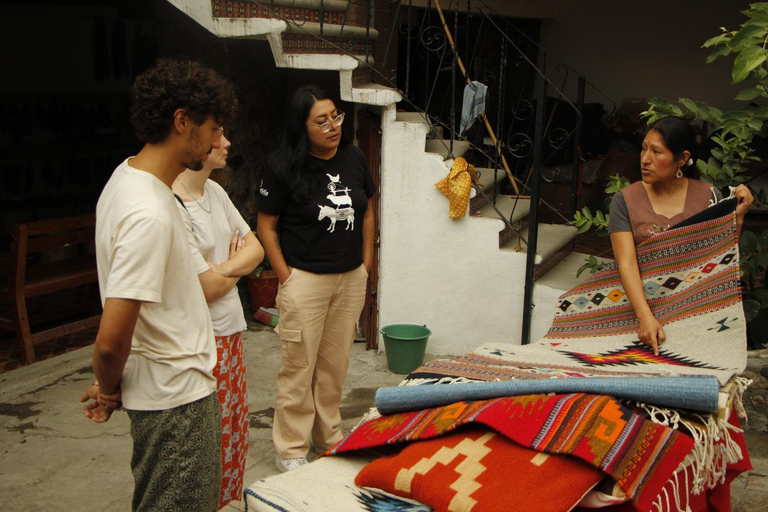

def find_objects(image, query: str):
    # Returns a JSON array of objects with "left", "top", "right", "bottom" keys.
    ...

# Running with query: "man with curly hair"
[{"left": 80, "top": 58, "right": 238, "bottom": 511}]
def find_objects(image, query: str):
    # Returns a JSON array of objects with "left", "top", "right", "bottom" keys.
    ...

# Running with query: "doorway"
[{"left": 357, "top": 109, "right": 381, "bottom": 350}]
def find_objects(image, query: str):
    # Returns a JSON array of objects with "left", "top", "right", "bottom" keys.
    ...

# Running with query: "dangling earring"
[{"left": 676, "top": 168, "right": 683, "bottom": 179}]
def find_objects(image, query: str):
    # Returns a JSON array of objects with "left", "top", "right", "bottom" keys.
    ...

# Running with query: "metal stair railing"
[{"left": 226, "top": 0, "right": 617, "bottom": 343}]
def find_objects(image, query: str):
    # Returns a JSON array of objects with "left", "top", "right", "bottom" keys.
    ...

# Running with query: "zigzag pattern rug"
[
  {"left": 330, "top": 394, "right": 694, "bottom": 512},
  {"left": 411, "top": 200, "right": 746, "bottom": 386}
]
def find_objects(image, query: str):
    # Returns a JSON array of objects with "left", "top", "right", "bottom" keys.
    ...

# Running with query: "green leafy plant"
[
  {"left": 639, "top": 3, "right": 768, "bottom": 348},
  {"left": 641, "top": 4, "right": 768, "bottom": 195},
  {"left": 739, "top": 229, "right": 768, "bottom": 321},
  {"left": 570, "top": 174, "right": 630, "bottom": 277}
]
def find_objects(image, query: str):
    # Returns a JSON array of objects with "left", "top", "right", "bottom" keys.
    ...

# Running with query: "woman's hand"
[
  {"left": 637, "top": 314, "right": 666, "bottom": 356},
  {"left": 206, "top": 231, "right": 245, "bottom": 277},
  {"left": 734, "top": 184, "right": 754, "bottom": 222},
  {"left": 278, "top": 266, "right": 292, "bottom": 285},
  {"left": 228, "top": 230, "right": 245, "bottom": 259}
]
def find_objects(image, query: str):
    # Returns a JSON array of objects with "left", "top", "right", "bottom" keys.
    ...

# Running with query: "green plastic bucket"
[{"left": 380, "top": 324, "right": 432, "bottom": 374}]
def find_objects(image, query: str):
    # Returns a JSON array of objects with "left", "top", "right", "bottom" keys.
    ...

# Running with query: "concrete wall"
[
  {"left": 539, "top": 0, "right": 756, "bottom": 112},
  {"left": 377, "top": 107, "right": 533, "bottom": 355}
]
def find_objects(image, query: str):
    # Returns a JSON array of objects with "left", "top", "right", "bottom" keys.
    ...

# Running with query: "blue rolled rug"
[{"left": 375, "top": 375, "right": 721, "bottom": 415}]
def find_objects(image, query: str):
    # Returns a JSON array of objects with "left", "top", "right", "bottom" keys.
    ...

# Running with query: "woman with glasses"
[
  {"left": 257, "top": 85, "right": 375, "bottom": 473},
  {"left": 173, "top": 130, "right": 264, "bottom": 507}
]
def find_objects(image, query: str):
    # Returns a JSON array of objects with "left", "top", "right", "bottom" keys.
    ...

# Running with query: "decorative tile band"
[
  {"left": 281, "top": 33, "right": 369, "bottom": 55},
  {"left": 212, "top": 0, "right": 346, "bottom": 24}
]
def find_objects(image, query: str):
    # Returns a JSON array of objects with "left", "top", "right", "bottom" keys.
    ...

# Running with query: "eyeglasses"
[{"left": 306, "top": 111, "right": 345, "bottom": 133}]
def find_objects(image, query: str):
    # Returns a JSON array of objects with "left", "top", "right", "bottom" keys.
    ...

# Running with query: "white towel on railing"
[{"left": 459, "top": 81, "right": 488, "bottom": 135}]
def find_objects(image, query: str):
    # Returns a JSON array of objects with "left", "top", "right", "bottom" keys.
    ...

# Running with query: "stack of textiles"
[{"left": 246, "top": 199, "right": 751, "bottom": 512}]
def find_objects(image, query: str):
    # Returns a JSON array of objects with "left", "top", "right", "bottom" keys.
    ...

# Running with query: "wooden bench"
[{"left": 0, "top": 214, "right": 101, "bottom": 364}]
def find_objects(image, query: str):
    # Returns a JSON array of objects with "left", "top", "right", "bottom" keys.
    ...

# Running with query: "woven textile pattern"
[
  {"left": 330, "top": 394, "right": 694, "bottom": 512},
  {"left": 410, "top": 209, "right": 745, "bottom": 385},
  {"left": 549, "top": 209, "right": 740, "bottom": 338},
  {"left": 355, "top": 427, "right": 604, "bottom": 512}
]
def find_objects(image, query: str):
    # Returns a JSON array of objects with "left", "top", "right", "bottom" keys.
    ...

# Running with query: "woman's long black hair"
[
  {"left": 268, "top": 85, "right": 346, "bottom": 203},
  {"left": 646, "top": 116, "right": 698, "bottom": 178}
]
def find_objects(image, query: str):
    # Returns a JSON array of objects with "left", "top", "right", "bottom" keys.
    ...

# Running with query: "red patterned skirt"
[{"left": 213, "top": 331, "right": 249, "bottom": 508}]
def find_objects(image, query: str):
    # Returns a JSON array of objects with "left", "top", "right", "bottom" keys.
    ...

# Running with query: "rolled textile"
[{"left": 375, "top": 375, "right": 720, "bottom": 415}]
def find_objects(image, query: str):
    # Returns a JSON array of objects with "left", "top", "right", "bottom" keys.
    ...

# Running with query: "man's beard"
[
  {"left": 185, "top": 157, "right": 205, "bottom": 171},
  {"left": 183, "top": 126, "right": 206, "bottom": 171}
]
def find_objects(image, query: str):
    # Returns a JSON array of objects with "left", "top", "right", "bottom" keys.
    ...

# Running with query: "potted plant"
[{"left": 247, "top": 238, "right": 279, "bottom": 311}]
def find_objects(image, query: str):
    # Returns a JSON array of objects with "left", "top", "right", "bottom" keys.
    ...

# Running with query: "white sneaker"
[{"left": 275, "top": 455, "right": 308, "bottom": 473}]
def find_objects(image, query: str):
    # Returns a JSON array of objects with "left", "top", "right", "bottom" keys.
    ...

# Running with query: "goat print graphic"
[{"left": 318, "top": 173, "right": 355, "bottom": 232}]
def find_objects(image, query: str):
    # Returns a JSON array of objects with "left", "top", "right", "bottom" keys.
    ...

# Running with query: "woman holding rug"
[
  {"left": 257, "top": 85, "right": 375, "bottom": 473},
  {"left": 609, "top": 116, "right": 753, "bottom": 356},
  {"left": 173, "top": 130, "right": 264, "bottom": 508}
]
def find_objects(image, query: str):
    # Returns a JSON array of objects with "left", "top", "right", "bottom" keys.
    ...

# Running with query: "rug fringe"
[
  {"left": 730, "top": 376, "right": 752, "bottom": 423},
  {"left": 652, "top": 465, "right": 693, "bottom": 512},
  {"left": 638, "top": 375, "right": 749, "bottom": 501},
  {"left": 351, "top": 407, "right": 382, "bottom": 433},
  {"left": 399, "top": 376, "right": 478, "bottom": 387}
]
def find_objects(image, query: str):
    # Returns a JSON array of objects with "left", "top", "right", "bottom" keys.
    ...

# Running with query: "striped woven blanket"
[{"left": 411, "top": 199, "right": 746, "bottom": 386}]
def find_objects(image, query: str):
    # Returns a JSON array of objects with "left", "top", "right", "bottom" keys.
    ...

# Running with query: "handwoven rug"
[
  {"left": 245, "top": 451, "right": 433, "bottom": 512},
  {"left": 410, "top": 200, "right": 746, "bottom": 386},
  {"left": 355, "top": 426, "right": 604, "bottom": 512},
  {"left": 329, "top": 394, "right": 694, "bottom": 512}
]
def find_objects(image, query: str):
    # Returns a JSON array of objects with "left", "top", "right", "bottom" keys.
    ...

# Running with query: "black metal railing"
[{"left": 246, "top": 0, "right": 616, "bottom": 343}]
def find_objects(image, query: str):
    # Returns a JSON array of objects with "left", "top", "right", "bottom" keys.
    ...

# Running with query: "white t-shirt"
[
  {"left": 177, "top": 179, "right": 251, "bottom": 336},
  {"left": 95, "top": 158, "right": 217, "bottom": 411}
]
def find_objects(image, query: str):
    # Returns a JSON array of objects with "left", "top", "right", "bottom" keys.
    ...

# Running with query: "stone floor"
[{"left": 0, "top": 326, "right": 766, "bottom": 511}]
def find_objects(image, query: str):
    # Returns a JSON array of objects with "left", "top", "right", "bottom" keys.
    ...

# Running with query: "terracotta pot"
[{"left": 247, "top": 270, "right": 279, "bottom": 310}]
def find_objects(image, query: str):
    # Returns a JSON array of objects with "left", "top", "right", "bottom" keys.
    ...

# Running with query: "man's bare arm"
[{"left": 92, "top": 298, "right": 141, "bottom": 395}]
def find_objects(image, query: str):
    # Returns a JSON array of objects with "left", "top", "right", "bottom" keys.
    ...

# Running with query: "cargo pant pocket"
[{"left": 279, "top": 327, "right": 307, "bottom": 368}]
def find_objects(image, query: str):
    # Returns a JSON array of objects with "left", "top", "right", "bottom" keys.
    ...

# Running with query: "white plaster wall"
[
  {"left": 377, "top": 106, "right": 531, "bottom": 356},
  {"left": 530, "top": 284, "right": 564, "bottom": 342}
]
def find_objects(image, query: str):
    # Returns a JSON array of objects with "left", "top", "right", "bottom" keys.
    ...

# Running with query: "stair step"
[
  {"left": 395, "top": 112, "right": 443, "bottom": 139},
  {"left": 395, "top": 112, "right": 429, "bottom": 123},
  {"left": 425, "top": 139, "right": 470, "bottom": 158},
  {"left": 474, "top": 195, "right": 531, "bottom": 225},
  {"left": 346, "top": 81, "right": 402, "bottom": 106},
  {"left": 474, "top": 167, "right": 508, "bottom": 191},
  {"left": 501, "top": 223, "right": 577, "bottom": 268},
  {"left": 473, "top": 195, "right": 531, "bottom": 248},
  {"left": 469, "top": 167, "right": 509, "bottom": 213},
  {"left": 536, "top": 251, "right": 614, "bottom": 291}
]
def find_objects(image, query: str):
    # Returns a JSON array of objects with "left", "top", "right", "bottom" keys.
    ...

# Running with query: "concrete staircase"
[
  {"left": 168, "top": 0, "right": 397, "bottom": 105},
  {"left": 169, "top": 0, "right": 589, "bottom": 353},
  {"left": 393, "top": 111, "right": 578, "bottom": 280}
]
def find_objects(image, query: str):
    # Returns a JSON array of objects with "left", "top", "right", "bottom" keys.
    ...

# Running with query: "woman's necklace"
[{"left": 178, "top": 178, "right": 211, "bottom": 213}]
